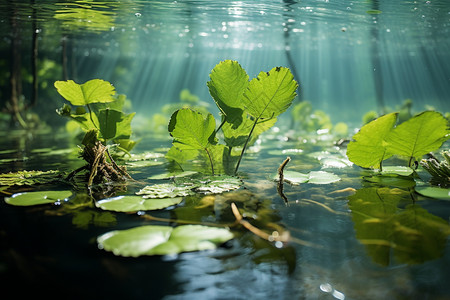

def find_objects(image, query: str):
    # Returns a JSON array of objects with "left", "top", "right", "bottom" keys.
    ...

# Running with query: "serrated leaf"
[
  {"left": 0, "top": 170, "right": 62, "bottom": 186},
  {"left": 243, "top": 66, "right": 298, "bottom": 120},
  {"left": 207, "top": 60, "right": 248, "bottom": 126},
  {"left": 5, "top": 190, "right": 72, "bottom": 206},
  {"left": 168, "top": 108, "right": 217, "bottom": 150},
  {"left": 96, "top": 195, "right": 183, "bottom": 212},
  {"left": 347, "top": 113, "right": 398, "bottom": 169},
  {"left": 54, "top": 79, "right": 116, "bottom": 106},
  {"left": 385, "top": 111, "right": 450, "bottom": 161},
  {"left": 136, "top": 183, "right": 194, "bottom": 198},
  {"left": 97, "top": 224, "right": 234, "bottom": 257}
]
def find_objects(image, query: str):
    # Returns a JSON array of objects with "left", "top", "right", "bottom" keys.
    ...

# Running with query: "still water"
[{"left": 1, "top": 1, "right": 450, "bottom": 299}]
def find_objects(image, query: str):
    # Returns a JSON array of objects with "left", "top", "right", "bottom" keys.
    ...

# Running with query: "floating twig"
[{"left": 277, "top": 156, "right": 291, "bottom": 204}]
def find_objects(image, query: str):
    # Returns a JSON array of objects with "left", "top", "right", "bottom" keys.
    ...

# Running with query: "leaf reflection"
[{"left": 348, "top": 187, "right": 450, "bottom": 266}]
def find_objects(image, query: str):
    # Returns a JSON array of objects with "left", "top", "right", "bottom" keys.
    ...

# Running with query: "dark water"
[{"left": 1, "top": 1, "right": 450, "bottom": 299}]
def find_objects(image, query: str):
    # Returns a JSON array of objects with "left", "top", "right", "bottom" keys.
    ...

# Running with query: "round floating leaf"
[
  {"left": 415, "top": 186, "right": 450, "bottom": 200},
  {"left": 380, "top": 166, "right": 414, "bottom": 177},
  {"left": 308, "top": 171, "right": 341, "bottom": 184},
  {"left": 97, "top": 225, "right": 234, "bottom": 257},
  {"left": 96, "top": 195, "right": 183, "bottom": 212},
  {"left": 5, "top": 190, "right": 72, "bottom": 206},
  {"left": 364, "top": 175, "right": 416, "bottom": 188},
  {"left": 148, "top": 171, "right": 198, "bottom": 180},
  {"left": 193, "top": 175, "right": 242, "bottom": 194},
  {"left": 281, "top": 171, "right": 309, "bottom": 185},
  {"left": 274, "top": 170, "right": 340, "bottom": 185},
  {"left": 136, "top": 183, "right": 194, "bottom": 198}
]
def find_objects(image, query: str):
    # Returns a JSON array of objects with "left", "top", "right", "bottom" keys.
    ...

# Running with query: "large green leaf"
[
  {"left": 54, "top": 79, "right": 116, "bottom": 106},
  {"left": 97, "top": 225, "right": 234, "bottom": 256},
  {"left": 207, "top": 60, "right": 248, "bottom": 126},
  {"left": 97, "top": 108, "right": 134, "bottom": 141},
  {"left": 5, "top": 190, "right": 72, "bottom": 206},
  {"left": 385, "top": 111, "right": 450, "bottom": 161},
  {"left": 243, "top": 66, "right": 298, "bottom": 120},
  {"left": 168, "top": 108, "right": 217, "bottom": 150},
  {"left": 347, "top": 113, "right": 398, "bottom": 169},
  {"left": 96, "top": 195, "right": 183, "bottom": 212}
]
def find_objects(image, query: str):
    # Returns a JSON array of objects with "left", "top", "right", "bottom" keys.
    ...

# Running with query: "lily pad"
[
  {"left": 136, "top": 183, "right": 194, "bottom": 198},
  {"left": 274, "top": 170, "right": 340, "bottom": 185},
  {"left": 97, "top": 224, "right": 234, "bottom": 257},
  {"left": 96, "top": 195, "right": 183, "bottom": 212},
  {"left": 380, "top": 166, "right": 414, "bottom": 176},
  {"left": 0, "top": 170, "right": 62, "bottom": 187},
  {"left": 192, "top": 176, "right": 242, "bottom": 194},
  {"left": 364, "top": 175, "right": 416, "bottom": 188},
  {"left": 5, "top": 190, "right": 72, "bottom": 206},
  {"left": 148, "top": 171, "right": 198, "bottom": 180},
  {"left": 415, "top": 186, "right": 450, "bottom": 200}
]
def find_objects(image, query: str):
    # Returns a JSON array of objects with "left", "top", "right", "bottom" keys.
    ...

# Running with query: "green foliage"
[
  {"left": 96, "top": 195, "right": 183, "bottom": 212},
  {"left": 167, "top": 60, "right": 298, "bottom": 175},
  {"left": 273, "top": 170, "right": 341, "bottom": 185},
  {"left": 97, "top": 224, "right": 234, "bottom": 257},
  {"left": 5, "top": 190, "right": 72, "bottom": 206},
  {"left": 415, "top": 186, "right": 450, "bottom": 200},
  {"left": 420, "top": 150, "right": 450, "bottom": 187},
  {"left": 56, "top": 80, "right": 135, "bottom": 149},
  {"left": 347, "top": 111, "right": 449, "bottom": 170},
  {"left": 0, "top": 170, "right": 62, "bottom": 187}
]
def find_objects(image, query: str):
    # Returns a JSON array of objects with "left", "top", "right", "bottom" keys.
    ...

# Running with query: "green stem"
[
  {"left": 234, "top": 117, "right": 259, "bottom": 175},
  {"left": 86, "top": 103, "right": 99, "bottom": 131},
  {"left": 205, "top": 147, "right": 215, "bottom": 175}
]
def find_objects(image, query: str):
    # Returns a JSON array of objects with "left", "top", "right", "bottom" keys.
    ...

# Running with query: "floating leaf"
[
  {"left": 5, "top": 190, "right": 72, "bottom": 206},
  {"left": 54, "top": 79, "right": 116, "bottom": 106},
  {"left": 148, "top": 171, "right": 198, "bottom": 180},
  {"left": 385, "top": 111, "right": 450, "bottom": 163},
  {"left": 0, "top": 170, "right": 62, "bottom": 187},
  {"left": 136, "top": 183, "right": 194, "bottom": 198},
  {"left": 96, "top": 195, "right": 182, "bottom": 212},
  {"left": 380, "top": 166, "right": 414, "bottom": 177},
  {"left": 191, "top": 175, "right": 242, "bottom": 194},
  {"left": 363, "top": 175, "right": 416, "bottom": 188},
  {"left": 415, "top": 186, "right": 450, "bottom": 200},
  {"left": 347, "top": 113, "right": 397, "bottom": 169},
  {"left": 97, "top": 224, "right": 234, "bottom": 257},
  {"left": 274, "top": 170, "right": 340, "bottom": 185}
]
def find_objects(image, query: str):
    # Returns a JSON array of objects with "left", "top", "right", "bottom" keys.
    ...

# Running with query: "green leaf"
[
  {"left": 385, "top": 111, "right": 450, "bottom": 161},
  {"left": 5, "top": 190, "right": 72, "bottom": 206},
  {"left": 54, "top": 79, "right": 116, "bottom": 106},
  {"left": 207, "top": 60, "right": 248, "bottom": 125},
  {"left": 97, "top": 225, "right": 234, "bottom": 256},
  {"left": 347, "top": 112, "right": 398, "bottom": 169},
  {"left": 136, "top": 183, "right": 194, "bottom": 198},
  {"left": 97, "top": 109, "right": 134, "bottom": 141},
  {"left": 96, "top": 195, "right": 183, "bottom": 212},
  {"left": 274, "top": 170, "right": 340, "bottom": 185},
  {"left": 0, "top": 170, "right": 62, "bottom": 186},
  {"left": 415, "top": 186, "right": 450, "bottom": 200},
  {"left": 168, "top": 108, "right": 217, "bottom": 150},
  {"left": 243, "top": 66, "right": 298, "bottom": 120},
  {"left": 380, "top": 166, "right": 414, "bottom": 176}
]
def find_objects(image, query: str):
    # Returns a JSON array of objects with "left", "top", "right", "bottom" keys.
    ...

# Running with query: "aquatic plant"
[
  {"left": 55, "top": 79, "right": 135, "bottom": 185},
  {"left": 167, "top": 60, "right": 298, "bottom": 175},
  {"left": 347, "top": 111, "right": 449, "bottom": 171},
  {"left": 420, "top": 150, "right": 450, "bottom": 187}
]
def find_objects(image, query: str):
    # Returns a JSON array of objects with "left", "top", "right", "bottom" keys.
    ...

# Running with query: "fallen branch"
[
  {"left": 231, "top": 202, "right": 290, "bottom": 243},
  {"left": 277, "top": 156, "right": 291, "bottom": 204}
]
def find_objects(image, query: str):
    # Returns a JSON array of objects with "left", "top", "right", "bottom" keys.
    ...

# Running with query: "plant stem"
[
  {"left": 234, "top": 117, "right": 259, "bottom": 175},
  {"left": 204, "top": 147, "right": 215, "bottom": 175}
]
